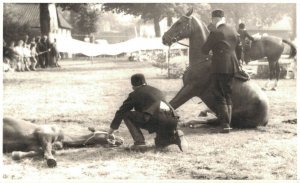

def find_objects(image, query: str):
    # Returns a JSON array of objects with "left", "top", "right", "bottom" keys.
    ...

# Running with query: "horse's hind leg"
[
  {"left": 263, "top": 61, "right": 276, "bottom": 90},
  {"left": 12, "top": 150, "right": 43, "bottom": 160},
  {"left": 272, "top": 61, "right": 280, "bottom": 90}
]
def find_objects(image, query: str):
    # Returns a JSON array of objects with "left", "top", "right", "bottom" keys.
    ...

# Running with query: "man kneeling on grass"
[{"left": 107, "top": 73, "right": 188, "bottom": 151}]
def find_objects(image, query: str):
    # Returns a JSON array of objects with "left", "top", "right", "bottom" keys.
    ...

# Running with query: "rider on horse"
[{"left": 237, "top": 23, "right": 255, "bottom": 64}]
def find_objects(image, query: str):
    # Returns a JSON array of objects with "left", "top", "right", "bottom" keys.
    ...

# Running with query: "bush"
[
  {"left": 168, "top": 63, "right": 185, "bottom": 79},
  {"left": 151, "top": 53, "right": 188, "bottom": 79}
]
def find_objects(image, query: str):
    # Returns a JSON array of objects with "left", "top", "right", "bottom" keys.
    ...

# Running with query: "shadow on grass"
[
  {"left": 179, "top": 120, "right": 270, "bottom": 137},
  {"left": 42, "top": 61, "right": 152, "bottom": 73}
]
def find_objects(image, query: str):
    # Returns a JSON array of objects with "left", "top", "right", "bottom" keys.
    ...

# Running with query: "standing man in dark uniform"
[
  {"left": 35, "top": 36, "right": 42, "bottom": 68},
  {"left": 202, "top": 10, "right": 240, "bottom": 133},
  {"left": 38, "top": 36, "right": 47, "bottom": 68},
  {"left": 237, "top": 23, "right": 255, "bottom": 64},
  {"left": 107, "top": 73, "right": 188, "bottom": 151},
  {"left": 42, "top": 35, "right": 50, "bottom": 68}
]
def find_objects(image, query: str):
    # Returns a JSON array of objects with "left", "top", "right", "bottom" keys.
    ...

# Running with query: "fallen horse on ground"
[{"left": 3, "top": 117, "right": 124, "bottom": 168}]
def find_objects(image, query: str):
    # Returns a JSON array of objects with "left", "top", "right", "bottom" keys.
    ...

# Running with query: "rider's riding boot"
[
  {"left": 216, "top": 104, "right": 232, "bottom": 133},
  {"left": 227, "top": 104, "right": 232, "bottom": 123},
  {"left": 124, "top": 118, "right": 147, "bottom": 150}
]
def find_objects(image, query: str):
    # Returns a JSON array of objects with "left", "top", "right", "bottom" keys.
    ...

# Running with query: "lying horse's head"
[
  {"left": 83, "top": 127, "right": 124, "bottom": 147},
  {"left": 162, "top": 9, "right": 193, "bottom": 46}
]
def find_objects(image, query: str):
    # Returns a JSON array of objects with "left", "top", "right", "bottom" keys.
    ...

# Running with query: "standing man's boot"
[
  {"left": 227, "top": 104, "right": 232, "bottom": 123},
  {"left": 216, "top": 104, "right": 231, "bottom": 133}
]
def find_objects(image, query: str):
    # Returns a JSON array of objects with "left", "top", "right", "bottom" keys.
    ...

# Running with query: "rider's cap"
[
  {"left": 131, "top": 73, "right": 146, "bottom": 87},
  {"left": 212, "top": 9, "right": 224, "bottom": 18},
  {"left": 239, "top": 23, "right": 245, "bottom": 29}
]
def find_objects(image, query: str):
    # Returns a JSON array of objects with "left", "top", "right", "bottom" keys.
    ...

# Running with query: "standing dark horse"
[
  {"left": 244, "top": 35, "right": 297, "bottom": 90},
  {"left": 162, "top": 9, "right": 269, "bottom": 128}
]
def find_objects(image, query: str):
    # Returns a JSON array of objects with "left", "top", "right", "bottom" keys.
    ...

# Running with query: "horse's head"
[
  {"left": 84, "top": 127, "right": 124, "bottom": 147},
  {"left": 162, "top": 9, "right": 194, "bottom": 46}
]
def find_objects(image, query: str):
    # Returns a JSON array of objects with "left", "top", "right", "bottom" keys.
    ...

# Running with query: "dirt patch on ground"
[{"left": 2, "top": 59, "right": 297, "bottom": 180}]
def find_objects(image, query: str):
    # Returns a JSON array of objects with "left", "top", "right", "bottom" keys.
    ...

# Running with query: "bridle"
[
  {"left": 164, "top": 15, "right": 193, "bottom": 48},
  {"left": 165, "top": 14, "right": 211, "bottom": 79}
]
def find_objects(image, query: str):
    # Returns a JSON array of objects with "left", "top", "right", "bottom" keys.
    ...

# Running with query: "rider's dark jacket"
[
  {"left": 202, "top": 23, "right": 240, "bottom": 74},
  {"left": 237, "top": 28, "right": 255, "bottom": 45}
]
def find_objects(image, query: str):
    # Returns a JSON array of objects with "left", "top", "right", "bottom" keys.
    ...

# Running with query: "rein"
[
  {"left": 164, "top": 34, "right": 190, "bottom": 48},
  {"left": 164, "top": 15, "right": 192, "bottom": 48},
  {"left": 176, "top": 41, "right": 189, "bottom": 48}
]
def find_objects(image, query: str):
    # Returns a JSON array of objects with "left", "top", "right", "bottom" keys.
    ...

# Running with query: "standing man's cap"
[
  {"left": 239, "top": 23, "right": 245, "bottom": 29},
  {"left": 131, "top": 73, "right": 146, "bottom": 86},
  {"left": 212, "top": 9, "right": 224, "bottom": 18}
]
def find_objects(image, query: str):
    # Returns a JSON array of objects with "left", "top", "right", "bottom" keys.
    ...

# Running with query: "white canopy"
[{"left": 56, "top": 37, "right": 188, "bottom": 56}]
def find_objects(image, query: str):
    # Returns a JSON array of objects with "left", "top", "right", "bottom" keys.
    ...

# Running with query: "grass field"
[{"left": 2, "top": 58, "right": 297, "bottom": 180}]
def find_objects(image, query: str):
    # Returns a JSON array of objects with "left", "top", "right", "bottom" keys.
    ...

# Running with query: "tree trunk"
[
  {"left": 153, "top": 16, "right": 161, "bottom": 37},
  {"left": 40, "top": 3, "right": 55, "bottom": 67},
  {"left": 40, "top": 3, "right": 50, "bottom": 36},
  {"left": 167, "top": 15, "right": 173, "bottom": 27},
  {"left": 291, "top": 6, "right": 296, "bottom": 40}
]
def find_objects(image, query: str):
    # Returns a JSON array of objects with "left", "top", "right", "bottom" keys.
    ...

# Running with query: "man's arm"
[
  {"left": 235, "top": 34, "right": 243, "bottom": 62},
  {"left": 245, "top": 31, "right": 255, "bottom": 41},
  {"left": 202, "top": 32, "right": 216, "bottom": 55},
  {"left": 109, "top": 94, "right": 134, "bottom": 131}
]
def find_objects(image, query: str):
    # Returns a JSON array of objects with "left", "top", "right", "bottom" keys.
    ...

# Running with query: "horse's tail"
[{"left": 282, "top": 39, "right": 297, "bottom": 59}]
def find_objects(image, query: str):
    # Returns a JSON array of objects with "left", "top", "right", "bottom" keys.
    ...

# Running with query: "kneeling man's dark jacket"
[{"left": 110, "top": 85, "right": 171, "bottom": 130}]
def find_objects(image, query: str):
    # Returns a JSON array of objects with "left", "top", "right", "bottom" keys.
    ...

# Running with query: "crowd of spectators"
[{"left": 3, "top": 35, "right": 60, "bottom": 72}]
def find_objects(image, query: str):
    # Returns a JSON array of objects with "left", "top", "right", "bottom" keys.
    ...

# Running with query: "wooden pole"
[{"left": 167, "top": 47, "right": 170, "bottom": 78}]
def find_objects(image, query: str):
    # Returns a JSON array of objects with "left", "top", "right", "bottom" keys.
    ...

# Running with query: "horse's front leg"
[
  {"left": 169, "top": 83, "right": 196, "bottom": 109},
  {"left": 40, "top": 136, "right": 57, "bottom": 168},
  {"left": 263, "top": 61, "right": 276, "bottom": 91},
  {"left": 263, "top": 79, "right": 270, "bottom": 90}
]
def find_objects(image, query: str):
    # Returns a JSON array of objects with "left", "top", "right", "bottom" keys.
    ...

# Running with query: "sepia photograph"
[{"left": 1, "top": 2, "right": 298, "bottom": 181}]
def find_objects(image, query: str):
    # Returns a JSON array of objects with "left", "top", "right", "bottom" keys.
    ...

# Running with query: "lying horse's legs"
[
  {"left": 34, "top": 127, "right": 58, "bottom": 168},
  {"left": 11, "top": 144, "right": 44, "bottom": 160},
  {"left": 40, "top": 136, "right": 57, "bottom": 168},
  {"left": 12, "top": 150, "right": 43, "bottom": 160}
]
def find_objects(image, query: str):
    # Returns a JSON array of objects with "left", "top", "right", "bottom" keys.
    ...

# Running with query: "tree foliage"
[
  {"left": 102, "top": 3, "right": 173, "bottom": 37},
  {"left": 209, "top": 3, "right": 296, "bottom": 38},
  {"left": 102, "top": 3, "right": 210, "bottom": 37},
  {"left": 57, "top": 3, "right": 100, "bottom": 35},
  {"left": 3, "top": 4, "right": 35, "bottom": 44}
]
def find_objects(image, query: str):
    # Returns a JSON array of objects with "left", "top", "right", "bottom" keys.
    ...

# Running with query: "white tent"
[{"left": 56, "top": 37, "right": 188, "bottom": 57}]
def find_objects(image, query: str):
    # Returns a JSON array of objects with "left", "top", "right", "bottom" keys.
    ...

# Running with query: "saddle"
[{"left": 234, "top": 66, "right": 250, "bottom": 81}]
